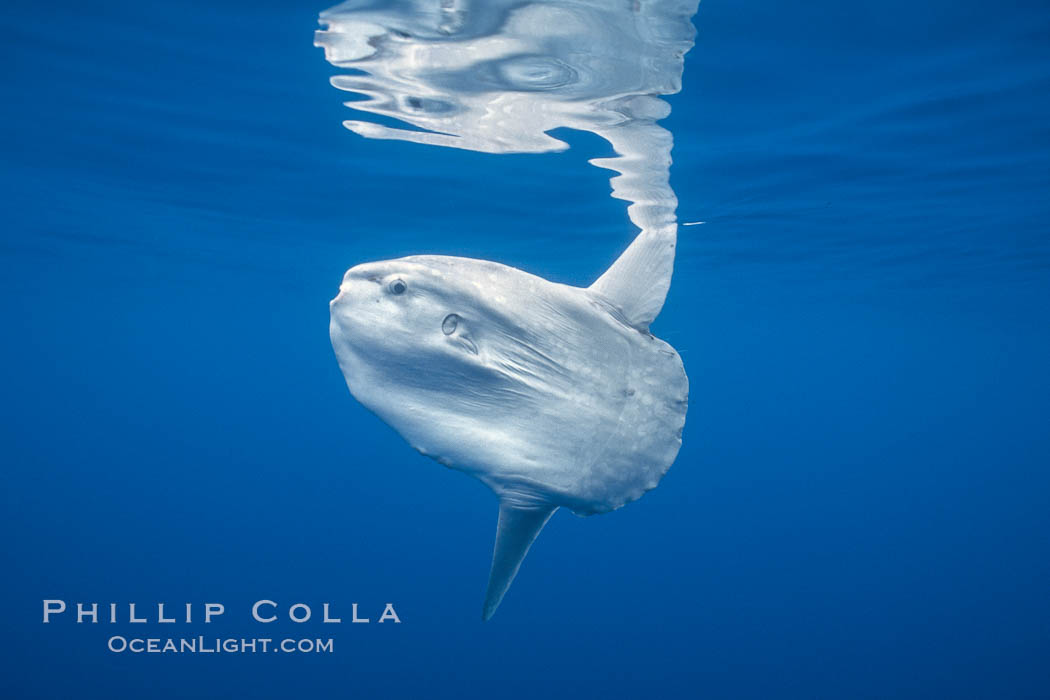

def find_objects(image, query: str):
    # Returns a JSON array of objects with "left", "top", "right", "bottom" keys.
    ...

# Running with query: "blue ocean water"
[{"left": 2, "top": 0, "right": 1049, "bottom": 697}]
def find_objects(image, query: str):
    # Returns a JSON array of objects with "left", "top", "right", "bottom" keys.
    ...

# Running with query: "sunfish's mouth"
[
  {"left": 330, "top": 279, "right": 356, "bottom": 308},
  {"left": 329, "top": 288, "right": 355, "bottom": 337}
]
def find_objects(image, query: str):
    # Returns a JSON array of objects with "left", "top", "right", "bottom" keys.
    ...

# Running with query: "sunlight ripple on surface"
[{"left": 315, "top": 0, "right": 700, "bottom": 239}]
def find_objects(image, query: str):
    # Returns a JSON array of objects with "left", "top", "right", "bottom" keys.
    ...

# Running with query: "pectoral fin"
[{"left": 482, "top": 501, "right": 558, "bottom": 621}]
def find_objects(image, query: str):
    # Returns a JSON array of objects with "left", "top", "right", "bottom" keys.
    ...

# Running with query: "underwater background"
[{"left": 2, "top": 0, "right": 1049, "bottom": 697}]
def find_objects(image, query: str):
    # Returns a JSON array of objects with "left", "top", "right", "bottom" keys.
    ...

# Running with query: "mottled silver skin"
[{"left": 330, "top": 255, "right": 687, "bottom": 515}]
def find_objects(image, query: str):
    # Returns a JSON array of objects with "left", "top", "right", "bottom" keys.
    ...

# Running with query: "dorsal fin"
[
  {"left": 482, "top": 502, "right": 557, "bottom": 621},
  {"left": 589, "top": 226, "right": 677, "bottom": 331}
]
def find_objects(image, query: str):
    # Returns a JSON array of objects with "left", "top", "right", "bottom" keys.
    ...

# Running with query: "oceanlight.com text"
[{"left": 107, "top": 636, "right": 334, "bottom": 654}]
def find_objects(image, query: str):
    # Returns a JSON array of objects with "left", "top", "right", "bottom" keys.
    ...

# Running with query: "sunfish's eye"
[
  {"left": 442, "top": 313, "right": 460, "bottom": 335},
  {"left": 388, "top": 279, "right": 407, "bottom": 295}
]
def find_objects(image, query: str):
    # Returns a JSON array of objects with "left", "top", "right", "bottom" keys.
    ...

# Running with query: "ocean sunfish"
[{"left": 330, "top": 228, "right": 688, "bottom": 619}]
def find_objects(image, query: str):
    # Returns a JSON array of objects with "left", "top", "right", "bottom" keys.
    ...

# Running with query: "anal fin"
[{"left": 482, "top": 501, "right": 557, "bottom": 621}]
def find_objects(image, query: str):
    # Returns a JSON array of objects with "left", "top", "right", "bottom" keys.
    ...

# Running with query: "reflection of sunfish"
[{"left": 330, "top": 228, "right": 688, "bottom": 619}]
